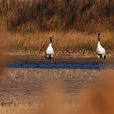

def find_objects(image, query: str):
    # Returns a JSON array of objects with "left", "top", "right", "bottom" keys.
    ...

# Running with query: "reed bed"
[
  {"left": 0, "top": 0, "right": 113, "bottom": 33},
  {"left": 0, "top": 0, "right": 113, "bottom": 55},
  {"left": 9, "top": 31, "right": 114, "bottom": 55}
]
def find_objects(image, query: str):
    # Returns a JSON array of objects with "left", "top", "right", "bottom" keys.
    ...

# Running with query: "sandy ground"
[{"left": 0, "top": 68, "right": 100, "bottom": 105}]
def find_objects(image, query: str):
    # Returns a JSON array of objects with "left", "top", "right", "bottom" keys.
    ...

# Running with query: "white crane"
[
  {"left": 45, "top": 35, "right": 54, "bottom": 61},
  {"left": 96, "top": 32, "right": 106, "bottom": 59}
]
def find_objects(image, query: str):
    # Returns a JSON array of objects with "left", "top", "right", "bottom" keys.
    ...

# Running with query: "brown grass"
[
  {"left": 0, "top": 22, "right": 113, "bottom": 56},
  {"left": 0, "top": 22, "right": 9, "bottom": 82},
  {"left": 0, "top": 0, "right": 114, "bottom": 32},
  {"left": 8, "top": 31, "right": 114, "bottom": 56},
  {"left": 0, "top": 0, "right": 114, "bottom": 55}
]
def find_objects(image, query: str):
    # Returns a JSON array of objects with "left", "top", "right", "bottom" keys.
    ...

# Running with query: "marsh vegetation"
[{"left": 0, "top": 0, "right": 114, "bottom": 55}]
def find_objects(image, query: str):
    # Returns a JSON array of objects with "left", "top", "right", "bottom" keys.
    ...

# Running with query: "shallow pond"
[{"left": 7, "top": 62, "right": 114, "bottom": 69}]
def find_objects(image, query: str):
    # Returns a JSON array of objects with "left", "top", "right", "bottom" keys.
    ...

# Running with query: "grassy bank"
[
  {"left": 8, "top": 31, "right": 114, "bottom": 56},
  {"left": 0, "top": 0, "right": 113, "bottom": 56}
]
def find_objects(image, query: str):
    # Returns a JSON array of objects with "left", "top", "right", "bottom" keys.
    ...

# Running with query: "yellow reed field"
[{"left": 8, "top": 31, "right": 114, "bottom": 56}]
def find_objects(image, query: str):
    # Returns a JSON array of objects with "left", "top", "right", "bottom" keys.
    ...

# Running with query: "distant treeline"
[{"left": 0, "top": 0, "right": 114, "bottom": 32}]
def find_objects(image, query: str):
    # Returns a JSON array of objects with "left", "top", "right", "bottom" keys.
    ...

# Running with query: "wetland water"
[
  {"left": 1, "top": 69, "right": 99, "bottom": 104},
  {"left": 0, "top": 62, "right": 113, "bottom": 104},
  {"left": 7, "top": 61, "right": 114, "bottom": 69}
]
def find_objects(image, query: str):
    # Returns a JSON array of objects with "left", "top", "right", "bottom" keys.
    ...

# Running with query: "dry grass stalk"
[
  {"left": 9, "top": 31, "right": 114, "bottom": 55},
  {"left": 0, "top": 0, "right": 113, "bottom": 32}
]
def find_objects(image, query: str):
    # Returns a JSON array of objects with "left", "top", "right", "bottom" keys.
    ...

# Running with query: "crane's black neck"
[
  {"left": 50, "top": 37, "right": 52, "bottom": 43},
  {"left": 98, "top": 33, "right": 100, "bottom": 41}
]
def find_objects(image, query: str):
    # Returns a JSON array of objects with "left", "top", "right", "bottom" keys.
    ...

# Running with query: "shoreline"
[{"left": 8, "top": 54, "right": 114, "bottom": 63}]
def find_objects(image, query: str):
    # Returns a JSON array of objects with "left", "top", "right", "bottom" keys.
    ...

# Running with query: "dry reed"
[
  {"left": 9, "top": 31, "right": 114, "bottom": 55},
  {"left": 0, "top": 0, "right": 113, "bottom": 32},
  {"left": 0, "top": 0, "right": 113, "bottom": 55}
]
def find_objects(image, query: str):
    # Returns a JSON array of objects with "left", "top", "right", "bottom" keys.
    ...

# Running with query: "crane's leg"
[
  {"left": 45, "top": 54, "right": 47, "bottom": 58},
  {"left": 100, "top": 54, "right": 102, "bottom": 58},
  {"left": 104, "top": 55, "right": 106, "bottom": 59},
  {"left": 51, "top": 55, "right": 54, "bottom": 63},
  {"left": 46, "top": 54, "right": 49, "bottom": 58},
  {"left": 49, "top": 55, "right": 51, "bottom": 62},
  {"left": 98, "top": 54, "right": 102, "bottom": 59}
]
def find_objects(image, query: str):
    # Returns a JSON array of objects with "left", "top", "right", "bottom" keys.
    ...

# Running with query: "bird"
[
  {"left": 96, "top": 32, "right": 106, "bottom": 59},
  {"left": 45, "top": 35, "right": 54, "bottom": 61}
]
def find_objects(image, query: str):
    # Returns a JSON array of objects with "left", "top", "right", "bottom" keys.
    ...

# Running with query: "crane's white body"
[
  {"left": 46, "top": 43, "right": 54, "bottom": 58},
  {"left": 45, "top": 35, "right": 54, "bottom": 61},
  {"left": 96, "top": 33, "right": 106, "bottom": 59}
]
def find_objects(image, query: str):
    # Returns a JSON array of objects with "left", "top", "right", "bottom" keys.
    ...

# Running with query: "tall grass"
[
  {"left": 0, "top": 0, "right": 114, "bottom": 33},
  {"left": 9, "top": 31, "right": 114, "bottom": 55},
  {"left": 0, "top": 0, "right": 113, "bottom": 55}
]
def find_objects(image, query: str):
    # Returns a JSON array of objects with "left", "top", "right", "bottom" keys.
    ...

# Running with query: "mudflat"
[
  {"left": 0, "top": 68, "right": 100, "bottom": 105},
  {"left": 8, "top": 54, "right": 114, "bottom": 62}
]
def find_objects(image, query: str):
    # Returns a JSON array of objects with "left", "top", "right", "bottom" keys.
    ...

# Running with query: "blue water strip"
[{"left": 6, "top": 62, "right": 114, "bottom": 69}]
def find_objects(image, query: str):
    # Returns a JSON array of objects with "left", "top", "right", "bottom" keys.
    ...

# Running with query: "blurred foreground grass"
[{"left": 0, "top": 69, "right": 114, "bottom": 114}]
